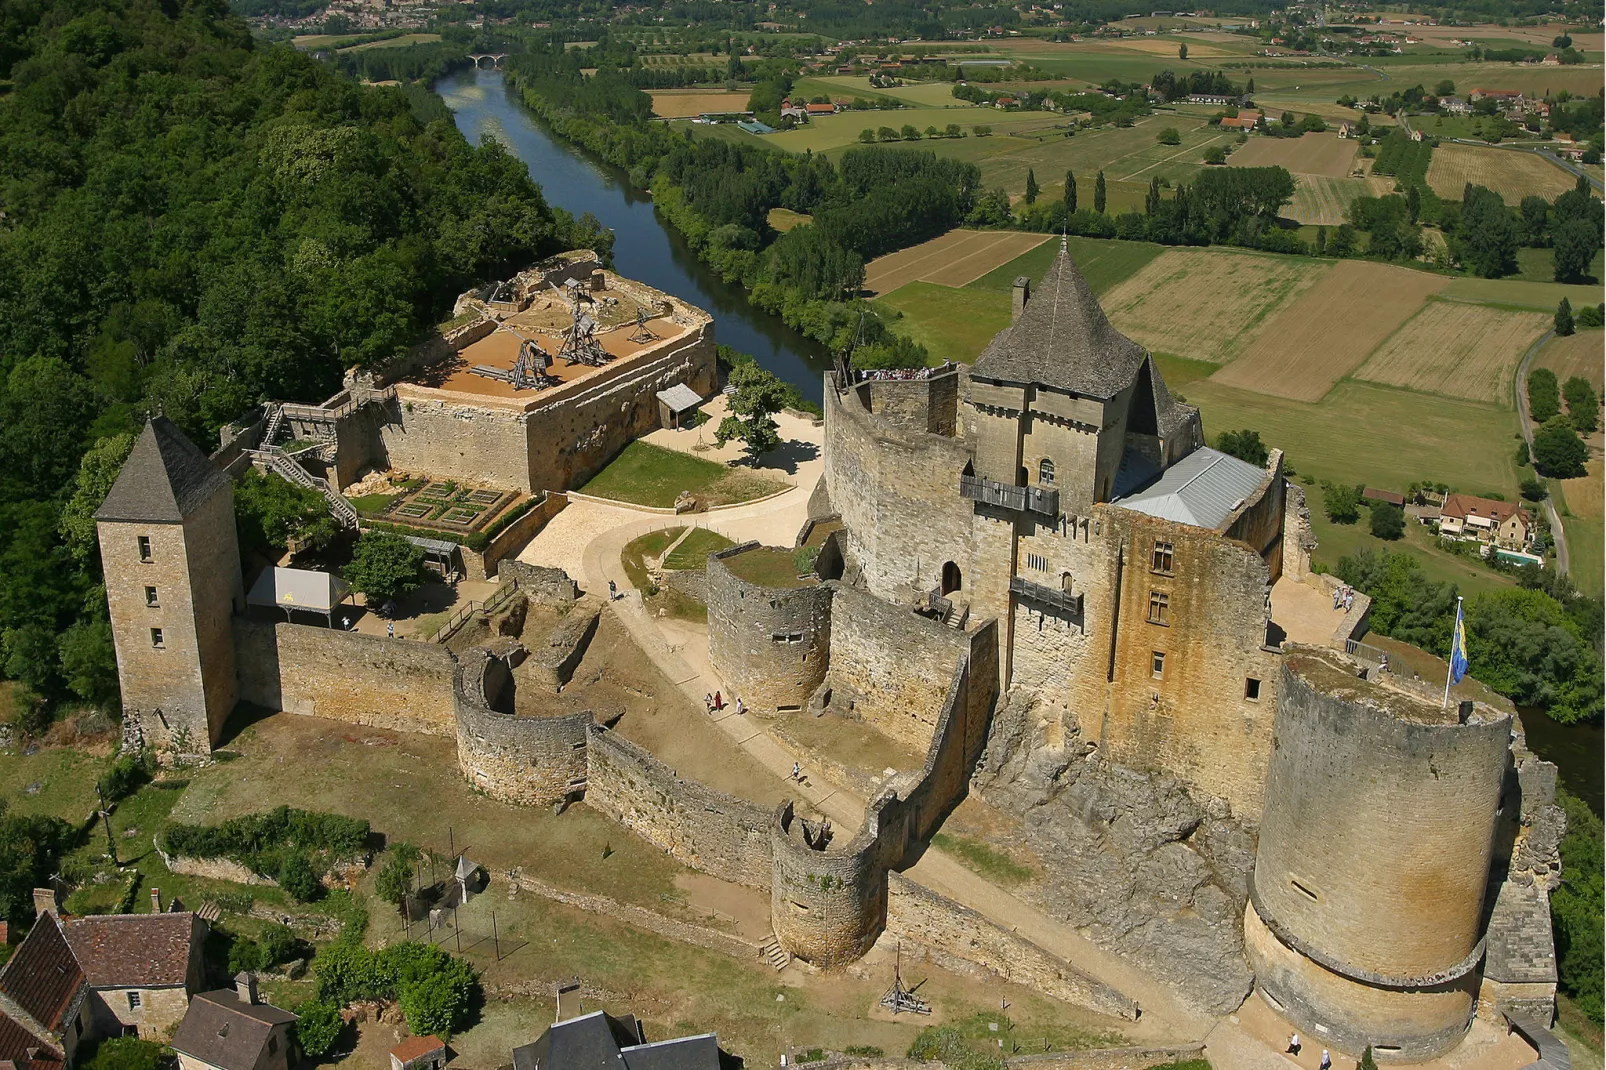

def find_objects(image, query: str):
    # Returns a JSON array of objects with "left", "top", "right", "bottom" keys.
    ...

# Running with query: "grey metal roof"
[
  {"left": 95, "top": 417, "right": 233, "bottom": 523},
  {"left": 1113, "top": 446, "right": 1268, "bottom": 530},
  {"left": 655, "top": 384, "right": 702, "bottom": 412},
  {"left": 405, "top": 535, "right": 460, "bottom": 557},
  {"left": 970, "top": 242, "right": 1150, "bottom": 400},
  {"left": 247, "top": 567, "right": 350, "bottom": 613}
]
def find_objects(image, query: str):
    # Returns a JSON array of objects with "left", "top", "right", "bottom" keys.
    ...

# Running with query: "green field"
[
  {"left": 874, "top": 236, "right": 1165, "bottom": 364},
  {"left": 802, "top": 75, "right": 966, "bottom": 108},
  {"left": 1440, "top": 276, "right": 1605, "bottom": 310},
  {"left": 765, "top": 106, "right": 1053, "bottom": 153},
  {"left": 1185, "top": 377, "right": 1523, "bottom": 495}
]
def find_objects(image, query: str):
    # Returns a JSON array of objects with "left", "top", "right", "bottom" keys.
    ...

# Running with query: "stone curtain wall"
[
  {"left": 471, "top": 492, "right": 569, "bottom": 580},
  {"left": 453, "top": 647, "right": 592, "bottom": 805},
  {"left": 802, "top": 1047, "right": 1204, "bottom": 1070},
  {"left": 823, "top": 378, "right": 976, "bottom": 605},
  {"left": 823, "top": 587, "right": 972, "bottom": 754},
  {"left": 234, "top": 620, "right": 456, "bottom": 736},
  {"left": 584, "top": 726, "right": 775, "bottom": 889},
  {"left": 381, "top": 395, "right": 535, "bottom": 492},
  {"left": 1246, "top": 648, "right": 1512, "bottom": 1061},
  {"left": 771, "top": 801, "right": 887, "bottom": 968},
  {"left": 706, "top": 544, "right": 833, "bottom": 711},
  {"left": 886, "top": 874, "right": 1139, "bottom": 1021}
]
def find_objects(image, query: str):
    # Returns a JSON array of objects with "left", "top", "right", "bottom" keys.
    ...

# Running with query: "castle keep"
[{"left": 95, "top": 247, "right": 1566, "bottom": 1065}]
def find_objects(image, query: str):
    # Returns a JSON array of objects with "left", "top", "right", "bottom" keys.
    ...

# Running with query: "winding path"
[{"left": 1515, "top": 330, "right": 1571, "bottom": 577}]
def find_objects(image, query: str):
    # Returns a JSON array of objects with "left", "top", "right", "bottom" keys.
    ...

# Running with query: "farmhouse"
[
  {"left": 1221, "top": 109, "right": 1261, "bottom": 130},
  {"left": 170, "top": 976, "right": 296, "bottom": 1070},
  {"left": 1437, "top": 493, "right": 1533, "bottom": 549},
  {"left": 1442, "top": 96, "right": 1471, "bottom": 115}
]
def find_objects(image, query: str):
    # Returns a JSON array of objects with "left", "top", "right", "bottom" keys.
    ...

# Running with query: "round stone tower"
[
  {"left": 707, "top": 543, "right": 832, "bottom": 712},
  {"left": 769, "top": 802, "right": 886, "bottom": 967},
  {"left": 1246, "top": 647, "right": 1511, "bottom": 1062}
]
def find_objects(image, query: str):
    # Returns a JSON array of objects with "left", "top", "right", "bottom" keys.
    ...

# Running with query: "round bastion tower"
[
  {"left": 1245, "top": 647, "right": 1511, "bottom": 1062},
  {"left": 706, "top": 543, "right": 832, "bottom": 712}
]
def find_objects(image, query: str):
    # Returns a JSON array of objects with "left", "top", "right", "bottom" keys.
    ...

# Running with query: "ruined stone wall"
[
  {"left": 584, "top": 726, "right": 774, "bottom": 889},
  {"left": 886, "top": 874, "right": 1139, "bottom": 1020},
  {"left": 822, "top": 587, "right": 972, "bottom": 754},
  {"left": 233, "top": 620, "right": 457, "bottom": 736},
  {"left": 1282, "top": 482, "right": 1315, "bottom": 583},
  {"left": 474, "top": 492, "right": 568, "bottom": 580},
  {"left": 1246, "top": 649, "right": 1511, "bottom": 1061},
  {"left": 1219, "top": 450, "right": 1286, "bottom": 575},
  {"left": 823, "top": 380, "right": 975, "bottom": 604},
  {"left": 497, "top": 560, "right": 580, "bottom": 604},
  {"left": 523, "top": 598, "right": 601, "bottom": 693},
  {"left": 706, "top": 545, "right": 833, "bottom": 712},
  {"left": 453, "top": 647, "right": 592, "bottom": 805},
  {"left": 381, "top": 394, "right": 535, "bottom": 492}
]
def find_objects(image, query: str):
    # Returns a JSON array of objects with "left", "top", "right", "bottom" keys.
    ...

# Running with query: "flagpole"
[{"left": 1442, "top": 595, "right": 1464, "bottom": 709}]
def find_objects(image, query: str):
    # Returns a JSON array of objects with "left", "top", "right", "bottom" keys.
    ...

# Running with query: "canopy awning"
[
  {"left": 656, "top": 383, "right": 703, "bottom": 413},
  {"left": 248, "top": 567, "right": 351, "bottom": 615}
]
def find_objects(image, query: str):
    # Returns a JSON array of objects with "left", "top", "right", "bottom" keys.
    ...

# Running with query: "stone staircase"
[
  {"left": 759, "top": 934, "right": 792, "bottom": 971},
  {"left": 265, "top": 449, "right": 360, "bottom": 529}
]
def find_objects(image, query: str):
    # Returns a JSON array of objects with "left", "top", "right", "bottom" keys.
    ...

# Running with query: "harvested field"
[
  {"left": 1426, "top": 143, "right": 1577, "bottom": 202},
  {"left": 647, "top": 90, "right": 751, "bottom": 117},
  {"left": 341, "top": 33, "right": 440, "bottom": 50},
  {"left": 863, "top": 229, "right": 1051, "bottom": 295},
  {"left": 1537, "top": 331, "right": 1606, "bottom": 391},
  {"left": 1287, "top": 174, "right": 1396, "bottom": 225},
  {"left": 1211, "top": 260, "right": 1449, "bottom": 401},
  {"left": 1227, "top": 132, "right": 1360, "bottom": 178},
  {"left": 1098, "top": 248, "right": 1328, "bottom": 362},
  {"left": 1354, "top": 301, "right": 1550, "bottom": 404}
]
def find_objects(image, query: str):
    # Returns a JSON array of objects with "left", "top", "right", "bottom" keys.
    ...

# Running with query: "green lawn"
[
  {"left": 971, "top": 235, "right": 1165, "bottom": 294},
  {"left": 874, "top": 283, "right": 1014, "bottom": 365},
  {"left": 621, "top": 527, "right": 685, "bottom": 589},
  {"left": 578, "top": 442, "right": 784, "bottom": 508},
  {"left": 722, "top": 546, "right": 816, "bottom": 588},
  {"left": 0, "top": 743, "right": 113, "bottom": 821},
  {"left": 662, "top": 528, "right": 736, "bottom": 570},
  {"left": 1186, "top": 378, "right": 1523, "bottom": 496}
]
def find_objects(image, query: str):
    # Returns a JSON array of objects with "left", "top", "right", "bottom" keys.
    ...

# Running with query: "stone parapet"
[{"left": 452, "top": 647, "right": 592, "bottom": 806}]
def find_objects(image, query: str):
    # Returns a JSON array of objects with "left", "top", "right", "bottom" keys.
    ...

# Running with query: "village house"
[
  {"left": 62, "top": 909, "right": 208, "bottom": 1039},
  {"left": 0, "top": 915, "right": 91, "bottom": 1070},
  {"left": 389, "top": 1035, "right": 447, "bottom": 1070},
  {"left": 169, "top": 975, "right": 296, "bottom": 1070},
  {"left": 1437, "top": 493, "right": 1533, "bottom": 550},
  {"left": 1470, "top": 88, "right": 1524, "bottom": 110},
  {"left": 512, "top": 1010, "right": 724, "bottom": 1070},
  {"left": 804, "top": 101, "right": 836, "bottom": 117},
  {"left": 1220, "top": 108, "right": 1261, "bottom": 130},
  {"left": 1442, "top": 96, "right": 1471, "bottom": 115},
  {"left": 778, "top": 98, "right": 807, "bottom": 121}
]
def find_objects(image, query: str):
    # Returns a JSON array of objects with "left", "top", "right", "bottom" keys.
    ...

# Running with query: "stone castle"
[{"left": 93, "top": 248, "right": 1565, "bottom": 1064}]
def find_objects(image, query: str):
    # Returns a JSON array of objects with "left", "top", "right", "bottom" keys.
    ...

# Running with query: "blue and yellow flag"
[{"left": 1448, "top": 598, "right": 1469, "bottom": 685}]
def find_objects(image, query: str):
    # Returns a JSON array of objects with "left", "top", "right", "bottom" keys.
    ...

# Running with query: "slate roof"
[
  {"left": 0, "top": 917, "right": 83, "bottom": 1033},
  {"left": 970, "top": 242, "right": 1152, "bottom": 400},
  {"left": 62, "top": 913, "right": 199, "bottom": 989},
  {"left": 170, "top": 990, "right": 296, "bottom": 1070},
  {"left": 95, "top": 417, "right": 232, "bottom": 524},
  {"left": 655, "top": 384, "right": 702, "bottom": 412},
  {"left": 512, "top": 1012, "right": 643, "bottom": 1070},
  {"left": 511, "top": 1014, "right": 720, "bottom": 1070},
  {"left": 1113, "top": 446, "right": 1268, "bottom": 530}
]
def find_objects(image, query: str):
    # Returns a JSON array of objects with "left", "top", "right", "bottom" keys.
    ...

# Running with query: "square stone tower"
[{"left": 95, "top": 418, "right": 243, "bottom": 754}]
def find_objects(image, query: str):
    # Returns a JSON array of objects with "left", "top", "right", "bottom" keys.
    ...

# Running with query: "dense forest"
[{"left": 0, "top": 0, "right": 604, "bottom": 717}]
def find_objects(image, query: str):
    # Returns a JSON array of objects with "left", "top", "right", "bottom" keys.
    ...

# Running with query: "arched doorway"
[{"left": 941, "top": 561, "right": 962, "bottom": 595}]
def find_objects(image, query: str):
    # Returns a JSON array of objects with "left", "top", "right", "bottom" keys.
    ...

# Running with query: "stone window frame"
[
  {"left": 137, "top": 534, "right": 153, "bottom": 562},
  {"left": 127, "top": 991, "right": 141, "bottom": 1010},
  {"left": 144, "top": 586, "right": 159, "bottom": 607},
  {"left": 1038, "top": 458, "right": 1055, "bottom": 485},
  {"left": 771, "top": 632, "right": 805, "bottom": 644},
  {"left": 1146, "top": 590, "right": 1169, "bottom": 626},
  {"left": 150, "top": 628, "right": 165, "bottom": 649},
  {"left": 1151, "top": 650, "right": 1165, "bottom": 679},
  {"left": 1245, "top": 677, "right": 1262, "bottom": 701},
  {"left": 1150, "top": 539, "right": 1174, "bottom": 575}
]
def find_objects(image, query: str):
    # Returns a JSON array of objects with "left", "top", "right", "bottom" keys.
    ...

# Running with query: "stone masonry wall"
[
  {"left": 453, "top": 647, "right": 592, "bottom": 806},
  {"left": 824, "top": 378, "right": 976, "bottom": 605},
  {"left": 771, "top": 802, "right": 887, "bottom": 968},
  {"left": 823, "top": 586, "right": 971, "bottom": 754},
  {"left": 706, "top": 544, "right": 833, "bottom": 712},
  {"left": 233, "top": 620, "right": 456, "bottom": 736},
  {"left": 584, "top": 726, "right": 774, "bottom": 889},
  {"left": 886, "top": 874, "right": 1139, "bottom": 1020}
]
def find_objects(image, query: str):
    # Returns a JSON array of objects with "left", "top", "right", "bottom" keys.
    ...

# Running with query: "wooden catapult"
[
  {"left": 879, "top": 945, "right": 931, "bottom": 1015},
  {"left": 469, "top": 336, "right": 559, "bottom": 391}
]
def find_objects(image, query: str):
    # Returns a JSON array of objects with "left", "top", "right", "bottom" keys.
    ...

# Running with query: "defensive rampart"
[
  {"left": 233, "top": 620, "right": 457, "bottom": 736},
  {"left": 453, "top": 646, "right": 593, "bottom": 806},
  {"left": 584, "top": 726, "right": 775, "bottom": 889},
  {"left": 706, "top": 544, "right": 833, "bottom": 712}
]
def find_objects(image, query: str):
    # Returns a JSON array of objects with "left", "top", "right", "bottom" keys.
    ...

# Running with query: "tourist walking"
[
  {"left": 1319, "top": 1049, "right": 1331, "bottom": 1070},
  {"left": 1286, "top": 1033, "right": 1301, "bottom": 1056}
]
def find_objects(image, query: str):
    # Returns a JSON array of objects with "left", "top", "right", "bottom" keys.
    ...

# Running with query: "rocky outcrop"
[{"left": 972, "top": 689, "right": 1255, "bottom": 1014}]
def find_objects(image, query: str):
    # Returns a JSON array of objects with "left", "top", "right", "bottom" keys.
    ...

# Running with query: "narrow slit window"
[
  {"left": 1290, "top": 878, "right": 1319, "bottom": 902},
  {"left": 137, "top": 535, "right": 153, "bottom": 562},
  {"left": 145, "top": 586, "right": 159, "bottom": 607},
  {"left": 150, "top": 628, "right": 165, "bottom": 650},
  {"left": 1151, "top": 651, "right": 1165, "bottom": 679}
]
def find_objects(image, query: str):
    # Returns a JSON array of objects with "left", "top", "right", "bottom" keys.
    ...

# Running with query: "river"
[{"left": 437, "top": 67, "right": 830, "bottom": 403}]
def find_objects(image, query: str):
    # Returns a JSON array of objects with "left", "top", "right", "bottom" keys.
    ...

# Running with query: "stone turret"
[{"left": 96, "top": 418, "right": 244, "bottom": 754}]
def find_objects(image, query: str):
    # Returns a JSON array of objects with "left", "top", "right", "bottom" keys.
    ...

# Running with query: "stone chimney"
[
  {"left": 32, "top": 887, "right": 61, "bottom": 919},
  {"left": 151, "top": 888, "right": 162, "bottom": 913},
  {"left": 1011, "top": 276, "right": 1031, "bottom": 323},
  {"left": 235, "top": 972, "right": 258, "bottom": 1005}
]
